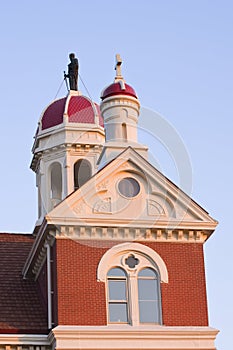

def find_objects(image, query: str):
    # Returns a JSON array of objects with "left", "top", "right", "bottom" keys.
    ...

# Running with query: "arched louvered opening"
[
  {"left": 74, "top": 159, "right": 92, "bottom": 190},
  {"left": 50, "top": 162, "right": 62, "bottom": 207}
]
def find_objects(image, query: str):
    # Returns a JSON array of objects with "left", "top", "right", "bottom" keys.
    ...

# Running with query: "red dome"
[
  {"left": 41, "top": 95, "right": 104, "bottom": 130},
  {"left": 101, "top": 81, "right": 137, "bottom": 100}
]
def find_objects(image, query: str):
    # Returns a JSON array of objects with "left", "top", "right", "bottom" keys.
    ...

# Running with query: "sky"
[{"left": 0, "top": 1, "right": 232, "bottom": 348}]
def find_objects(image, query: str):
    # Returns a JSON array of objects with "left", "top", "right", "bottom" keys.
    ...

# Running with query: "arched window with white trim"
[{"left": 98, "top": 243, "right": 168, "bottom": 326}]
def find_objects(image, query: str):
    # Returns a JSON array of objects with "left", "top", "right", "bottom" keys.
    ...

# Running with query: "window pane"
[
  {"left": 118, "top": 177, "right": 140, "bottom": 197},
  {"left": 139, "top": 301, "right": 159, "bottom": 323},
  {"left": 108, "top": 280, "right": 126, "bottom": 300},
  {"left": 109, "top": 303, "right": 128, "bottom": 323},
  {"left": 138, "top": 268, "right": 161, "bottom": 324},
  {"left": 108, "top": 267, "right": 126, "bottom": 277},
  {"left": 138, "top": 279, "right": 158, "bottom": 300},
  {"left": 138, "top": 267, "right": 157, "bottom": 277}
]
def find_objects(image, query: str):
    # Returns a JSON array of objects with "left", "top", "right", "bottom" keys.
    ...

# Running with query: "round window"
[{"left": 118, "top": 177, "right": 140, "bottom": 198}]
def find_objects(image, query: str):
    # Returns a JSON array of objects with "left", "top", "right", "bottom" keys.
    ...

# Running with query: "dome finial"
[{"left": 114, "top": 54, "right": 123, "bottom": 82}]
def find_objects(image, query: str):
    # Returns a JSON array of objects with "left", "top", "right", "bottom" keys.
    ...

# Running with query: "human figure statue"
[{"left": 65, "top": 53, "right": 79, "bottom": 91}]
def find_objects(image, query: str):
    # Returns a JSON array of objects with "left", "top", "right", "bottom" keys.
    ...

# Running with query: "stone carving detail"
[
  {"left": 125, "top": 254, "right": 139, "bottom": 269},
  {"left": 121, "top": 162, "right": 130, "bottom": 169},
  {"left": 93, "top": 197, "right": 112, "bottom": 213},
  {"left": 96, "top": 180, "right": 109, "bottom": 192},
  {"left": 73, "top": 201, "right": 85, "bottom": 215},
  {"left": 147, "top": 199, "right": 165, "bottom": 216}
]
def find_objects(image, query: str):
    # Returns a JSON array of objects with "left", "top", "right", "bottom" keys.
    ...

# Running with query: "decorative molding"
[
  {"left": 0, "top": 326, "right": 219, "bottom": 350},
  {"left": 31, "top": 231, "right": 55, "bottom": 280},
  {"left": 0, "top": 334, "right": 50, "bottom": 350},
  {"left": 54, "top": 225, "right": 208, "bottom": 243},
  {"left": 96, "top": 180, "right": 109, "bottom": 192},
  {"left": 0, "top": 346, "right": 50, "bottom": 350},
  {"left": 50, "top": 325, "right": 219, "bottom": 350},
  {"left": 147, "top": 199, "right": 166, "bottom": 216},
  {"left": 97, "top": 242, "right": 169, "bottom": 283},
  {"left": 93, "top": 198, "right": 112, "bottom": 213}
]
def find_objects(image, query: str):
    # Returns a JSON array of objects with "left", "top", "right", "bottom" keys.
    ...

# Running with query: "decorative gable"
[{"left": 45, "top": 147, "right": 217, "bottom": 242}]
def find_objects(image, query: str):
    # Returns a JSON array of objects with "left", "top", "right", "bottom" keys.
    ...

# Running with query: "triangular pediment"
[{"left": 46, "top": 147, "right": 217, "bottom": 232}]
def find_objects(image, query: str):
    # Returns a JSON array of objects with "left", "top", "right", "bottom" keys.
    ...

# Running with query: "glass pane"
[
  {"left": 138, "top": 267, "right": 157, "bottom": 277},
  {"left": 108, "top": 267, "right": 126, "bottom": 277},
  {"left": 118, "top": 177, "right": 140, "bottom": 197},
  {"left": 139, "top": 301, "right": 159, "bottom": 323},
  {"left": 138, "top": 279, "right": 158, "bottom": 300},
  {"left": 109, "top": 280, "right": 126, "bottom": 300},
  {"left": 109, "top": 303, "right": 128, "bottom": 323}
]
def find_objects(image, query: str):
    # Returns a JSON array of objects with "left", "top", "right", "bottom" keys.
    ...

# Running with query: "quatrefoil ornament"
[{"left": 125, "top": 254, "right": 139, "bottom": 269}]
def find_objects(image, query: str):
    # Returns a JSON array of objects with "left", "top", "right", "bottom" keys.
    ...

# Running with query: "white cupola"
[
  {"left": 98, "top": 54, "right": 148, "bottom": 167},
  {"left": 31, "top": 89, "right": 105, "bottom": 227}
]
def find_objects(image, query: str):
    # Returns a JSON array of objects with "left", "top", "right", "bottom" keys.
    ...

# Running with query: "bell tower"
[{"left": 31, "top": 54, "right": 105, "bottom": 227}]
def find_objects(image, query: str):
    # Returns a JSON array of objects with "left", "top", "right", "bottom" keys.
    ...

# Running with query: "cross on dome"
[{"left": 114, "top": 54, "right": 124, "bottom": 83}]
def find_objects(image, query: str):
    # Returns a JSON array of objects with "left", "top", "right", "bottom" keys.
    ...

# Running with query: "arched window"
[
  {"left": 74, "top": 159, "right": 92, "bottom": 190},
  {"left": 122, "top": 123, "right": 127, "bottom": 141},
  {"left": 98, "top": 243, "right": 168, "bottom": 326},
  {"left": 50, "top": 162, "right": 62, "bottom": 207},
  {"left": 107, "top": 268, "right": 128, "bottom": 323}
]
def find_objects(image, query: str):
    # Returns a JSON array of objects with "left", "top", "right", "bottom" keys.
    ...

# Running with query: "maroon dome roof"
[
  {"left": 101, "top": 81, "right": 137, "bottom": 100},
  {"left": 41, "top": 95, "right": 104, "bottom": 130}
]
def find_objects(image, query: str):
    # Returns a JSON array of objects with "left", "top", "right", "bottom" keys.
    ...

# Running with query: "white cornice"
[
  {"left": 53, "top": 226, "right": 209, "bottom": 242},
  {"left": 0, "top": 334, "right": 50, "bottom": 346},
  {"left": 47, "top": 219, "right": 215, "bottom": 238},
  {"left": 49, "top": 325, "right": 219, "bottom": 350}
]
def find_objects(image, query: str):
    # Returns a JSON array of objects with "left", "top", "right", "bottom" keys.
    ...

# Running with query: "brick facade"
[{"left": 54, "top": 239, "right": 208, "bottom": 326}]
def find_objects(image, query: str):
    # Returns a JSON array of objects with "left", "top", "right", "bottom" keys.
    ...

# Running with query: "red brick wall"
[
  {"left": 56, "top": 240, "right": 108, "bottom": 325},
  {"left": 51, "top": 242, "right": 58, "bottom": 327},
  {"left": 55, "top": 239, "right": 208, "bottom": 326},
  {"left": 144, "top": 242, "right": 209, "bottom": 326}
]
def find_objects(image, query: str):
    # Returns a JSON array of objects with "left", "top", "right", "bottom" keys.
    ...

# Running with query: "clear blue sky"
[{"left": 0, "top": 1, "right": 232, "bottom": 348}]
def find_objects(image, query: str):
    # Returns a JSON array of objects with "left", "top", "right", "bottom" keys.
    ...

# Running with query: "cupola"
[
  {"left": 98, "top": 54, "right": 148, "bottom": 167},
  {"left": 31, "top": 54, "right": 105, "bottom": 227}
]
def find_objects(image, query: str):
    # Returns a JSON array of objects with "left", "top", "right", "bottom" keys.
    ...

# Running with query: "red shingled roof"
[
  {"left": 101, "top": 82, "right": 137, "bottom": 100},
  {"left": 41, "top": 95, "right": 104, "bottom": 130},
  {"left": 0, "top": 233, "right": 48, "bottom": 334}
]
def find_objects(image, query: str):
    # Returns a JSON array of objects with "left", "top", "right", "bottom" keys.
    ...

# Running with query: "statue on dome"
[{"left": 64, "top": 53, "right": 79, "bottom": 91}]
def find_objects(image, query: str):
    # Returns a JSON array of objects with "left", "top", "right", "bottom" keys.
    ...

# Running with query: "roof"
[
  {"left": 101, "top": 81, "right": 137, "bottom": 100},
  {"left": 41, "top": 94, "right": 104, "bottom": 130},
  {"left": 0, "top": 233, "right": 48, "bottom": 334}
]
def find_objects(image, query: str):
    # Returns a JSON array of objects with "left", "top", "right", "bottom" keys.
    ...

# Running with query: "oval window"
[{"left": 118, "top": 177, "right": 140, "bottom": 198}]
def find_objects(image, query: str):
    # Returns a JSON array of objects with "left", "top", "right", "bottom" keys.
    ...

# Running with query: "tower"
[
  {"left": 31, "top": 90, "right": 105, "bottom": 226},
  {"left": 98, "top": 54, "right": 148, "bottom": 167},
  {"left": 0, "top": 54, "right": 219, "bottom": 350}
]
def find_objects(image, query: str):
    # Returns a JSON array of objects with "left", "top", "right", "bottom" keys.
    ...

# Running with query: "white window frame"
[{"left": 97, "top": 242, "right": 168, "bottom": 326}]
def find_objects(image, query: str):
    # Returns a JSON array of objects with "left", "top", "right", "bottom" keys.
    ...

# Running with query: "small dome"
[
  {"left": 41, "top": 94, "right": 104, "bottom": 130},
  {"left": 101, "top": 81, "right": 137, "bottom": 100}
]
